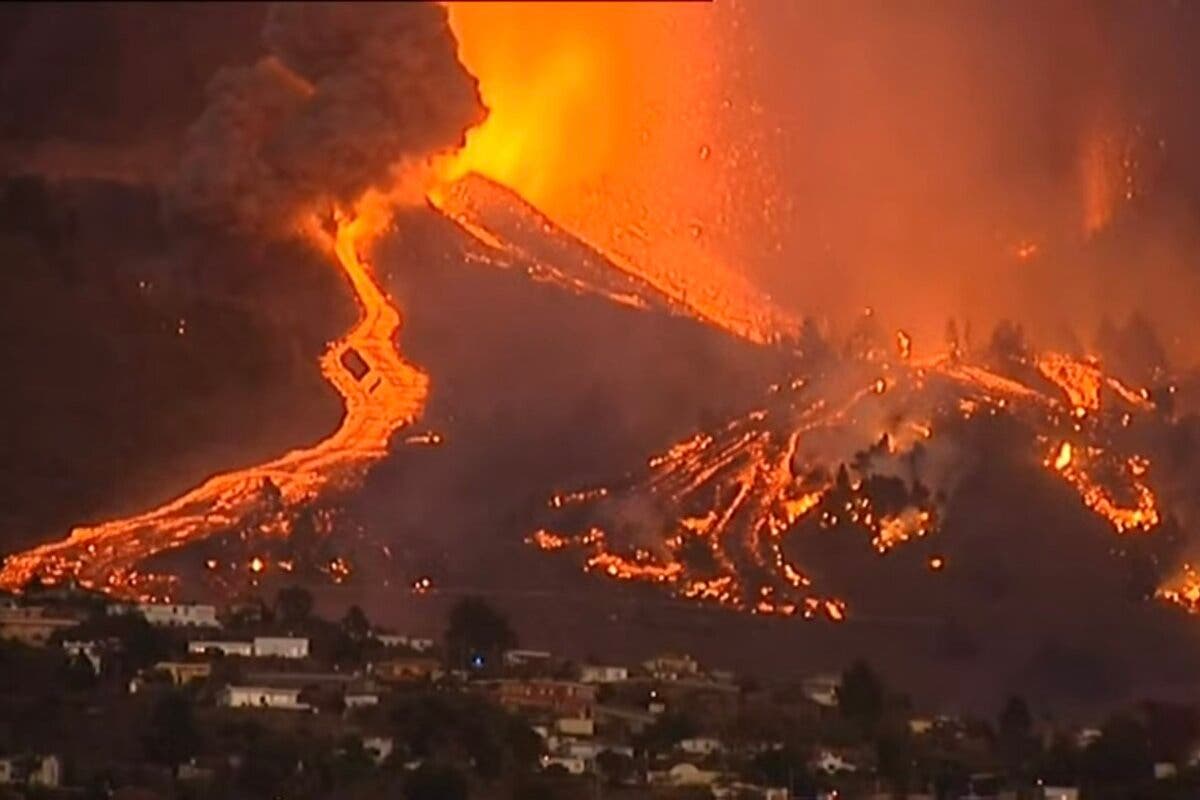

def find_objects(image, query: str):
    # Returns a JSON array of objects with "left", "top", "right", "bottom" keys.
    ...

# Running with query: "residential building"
[
  {"left": 252, "top": 636, "right": 309, "bottom": 659},
  {"left": 0, "top": 607, "right": 79, "bottom": 646},
  {"left": 62, "top": 639, "right": 106, "bottom": 672},
  {"left": 643, "top": 653, "right": 699, "bottom": 681},
  {"left": 345, "top": 689, "right": 381, "bottom": 708},
  {"left": 595, "top": 704, "right": 657, "bottom": 734},
  {"left": 504, "top": 648, "right": 552, "bottom": 668},
  {"left": 679, "top": 737, "right": 724, "bottom": 756},
  {"left": 154, "top": 661, "right": 213, "bottom": 686},
  {"left": 362, "top": 737, "right": 393, "bottom": 765},
  {"left": 650, "top": 763, "right": 721, "bottom": 787},
  {"left": 374, "top": 633, "right": 436, "bottom": 653},
  {"left": 1041, "top": 789, "right": 1079, "bottom": 800},
  {"left": 492, "top": 679, "right": 597, "bottom": 718},
  {"left": 218, "top": 685, "right": 310, "bottom": 711},
  {"left": 370, "top": 656, "right": 443, "bottom": 683},
  {"left": 540, "top": 755, "right": 586, "bottom": 775},
  {"left": 125, "top": 603, "right": 219, "bottom": 628},
  {"left": 188, "top": 640, "right": 253, "bottom": 657},
  {"left": 811, "top": 749, "right": 857, "bottom": 774},
  {"left": 556, "top": 716, "right": 594, "bottom": 737},
  {"left": 713, "top": 783, "right": 789, "bottom": 800},
  {"left": 0, "top": 755, "right": 62, "bottom": 787},
  {"left": 579, "top": 664, "right": 628, "bottom": 683},
  {"left": 801, "top": 673, "right": 841, "bottom": 708}
]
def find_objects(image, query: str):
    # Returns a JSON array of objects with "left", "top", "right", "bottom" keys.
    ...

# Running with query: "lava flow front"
[{"left": 0, "top": 207, "right": 427, "bottom": 599}]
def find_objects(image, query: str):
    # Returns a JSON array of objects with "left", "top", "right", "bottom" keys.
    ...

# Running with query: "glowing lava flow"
[
  {"left": 531, "top": 336, "right": 1170, "bottom": 620},
  {"left": 0, "top": 208, "right": 427, "bottom": 599}
]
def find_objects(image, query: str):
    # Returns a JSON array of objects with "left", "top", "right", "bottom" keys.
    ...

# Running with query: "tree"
[
  {"left": 444, "top": 597, "right": 517, "bottom": 671},
  {"left": 275, "top": 585, "right": 314, "bottom": 628},
  {"left": 997, "top": 695, "right": 1036, "bottom": 774},
  {"left": 341, "top": 605, "right": 371, "bottom": 640},
  {"left": 143, "top": 691, "right": 200, "bottom": 768},
  {"left": 596, "top": 749, "right": 635, "bottom": 786},
  {"left": 1082, "top": 713, "right": 1152, "bottom": 791},
  {"left": 638, "top": 711, "right": 699, "bottom": 752},
  {"left": 876, "top": 728, "right": 915, "bottom": 795},
  {"left": 60, "top": 651, "right": 99, "bottom": 692},
  {"left": 837, "top": 659, "right": 884, "bottom": 733},
  {"left": 403, "top": 762, "right": 469, "bottom": 800}
]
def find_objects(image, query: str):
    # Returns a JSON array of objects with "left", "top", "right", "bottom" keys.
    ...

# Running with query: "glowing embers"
[
  {"left": 1158, "top": 564, "right": 1200, "bottom": 614},
  {"left": 0, "top": 202, "right": 427, "bottom": 599},
  {"left": 1045, "top": 440, "right": 1160, "bottom": 534}
]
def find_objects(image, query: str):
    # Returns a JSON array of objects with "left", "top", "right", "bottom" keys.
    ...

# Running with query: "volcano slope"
[{"left": 6, "top": 174, "right": 1200, "bottom": 713}]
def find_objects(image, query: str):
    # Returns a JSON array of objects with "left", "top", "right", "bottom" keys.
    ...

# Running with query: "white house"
[
  {"left": 362, "top": 737, "right": 393, "bottom": 765},
  {"left": 219, "top": 685, "right": 310, "bottom": 711},
  {"left": 189, "top": 640, "right": 254, "bottom": 657},
  {"left": 344, "top": 690, "right": 380, "bottom": 709},
  {"left": 579, "top": 664, "right": 628, "bottom": 684},
  {"left": 650, "top": 763, "right": 721, "bottom": 787},
  {"left": 1042, "top": 788, "right": 1079, "bottom": 800},
  {"left": 556, "top": 716, "right": 595, "bottom": 737},
  {"left": 253, "top": 636, "right": 309, "bottom": 659},
  {"left": 540, "top": 755, "right": 587, "bottom": 775},
  {"left": 0, "top": 755, "right": 62, "bottom": 787},
  {"left": 130, "top": 603, "right": 219, "bottom": 628},
  {"left": 679, "top": 737, "right": 725, "bottom": 756},
  {"left": 62, "top": 640, "right": 104, "bottom": 673},
  {"left": 557, "top": 740, "right": 605, "bottom": 761},
  {"left": 643, "top": 653, "right": 699, "bottom": 681},
  {"left": 504, "top": 649, "right": 553, "bottom": 667},
  {"left": 374, "top": 633, "right": 436, "bottom": 653},
  {"left": 801, "top": 674, "right": 841, "bottom": 708},
  {"left": 811, "top": 749, "right": 857, "bottom": 774}
]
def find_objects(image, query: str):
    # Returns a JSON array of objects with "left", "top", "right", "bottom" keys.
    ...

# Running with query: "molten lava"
[
  {"left": 531, "top": 336, "right": 1170, "bottom": 620},
  {"left": 437, "top": 1, "right": 795, "bottom": 345},
  {"left": 0, "top": 202, "right": 427, "bottom": 599}
]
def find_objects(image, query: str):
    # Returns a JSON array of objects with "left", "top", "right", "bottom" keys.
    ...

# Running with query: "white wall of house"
[
  {"left": 579, "top": 665, "right": 628, "bottom": 683},
  {"left": 188, "top": 640, "right": 253, "bottom": 657},
  {"left": 679, "top": 737, "right": 724, "bottom": 756},
  {"left": 220, "top": 686, "right": 310, "bottom": 711},
  {"left": 136, "top": 603, "right": 219, "bottom": 628},
  {"left": 556, "top": 717, "right": 595, "bottom": 737},
  {"left": 252, "top": 637, "right": 309, "bottom": 659},
  {"left": 541, "top": 755, "right": 586, "bottom": 775}
]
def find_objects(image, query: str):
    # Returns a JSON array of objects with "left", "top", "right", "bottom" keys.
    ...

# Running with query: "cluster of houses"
[{"left": 0, "top": 590, "right": 1105, "bottom": 799}]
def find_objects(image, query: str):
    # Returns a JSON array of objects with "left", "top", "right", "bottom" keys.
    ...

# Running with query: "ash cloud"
[{"left": 172, "top": 2, "right": 484, "bottom": 235}]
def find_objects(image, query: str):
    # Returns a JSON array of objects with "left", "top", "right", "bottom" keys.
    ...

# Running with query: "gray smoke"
[{"left": 172, "top": 2, "right": 484, "bottom": 235}]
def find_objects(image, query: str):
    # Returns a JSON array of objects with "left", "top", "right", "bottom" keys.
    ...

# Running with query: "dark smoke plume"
[{"left": 172, "top": 2, "right": 484, "bottom": 235}]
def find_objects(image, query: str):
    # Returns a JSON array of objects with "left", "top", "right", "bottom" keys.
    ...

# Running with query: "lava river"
[{"left": 0, "top": 210, "right": 428, "bottom": 600}]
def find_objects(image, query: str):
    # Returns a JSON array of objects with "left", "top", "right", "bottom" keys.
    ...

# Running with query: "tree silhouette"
[
  {"left": 837, "top": 659, "right": 884, "bottom": 733},
  {"left": 143, "top": 690, "right": 200, "bottom": 768},
  {"left": 444, "top": 596, "right": 517, "bottom": 671},
  {"left": 275, "top": 585, "right": 314, "bottom": 628},
  {"left": 403, "top": 762, "right": 468, "bottom": 800}
]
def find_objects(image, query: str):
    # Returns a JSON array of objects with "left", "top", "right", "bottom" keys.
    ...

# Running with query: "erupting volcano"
[{"left": 4, "top": 0, "right": 1200, "bottom": 658}]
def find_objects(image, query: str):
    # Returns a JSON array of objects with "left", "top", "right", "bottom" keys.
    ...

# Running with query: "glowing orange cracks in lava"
[{"left": 0, "top": 212, "right": 428, "bottom": 598}]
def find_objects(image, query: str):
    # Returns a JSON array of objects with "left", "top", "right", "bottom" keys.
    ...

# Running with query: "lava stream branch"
[{"left": 0, "top": 216, "right": 428, "bottom": 599}]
